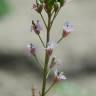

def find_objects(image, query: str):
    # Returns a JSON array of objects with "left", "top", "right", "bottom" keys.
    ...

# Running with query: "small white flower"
[
  {"left": 54, "top": 69, "right": 67, "bottom": 81},
  {"left": 46, "top": 42, "right": 57, "bottom": 56},
  {"left": 64, "top": 21, "right": 74, "bottom": 32},
  {"left": 48, "top": 41, "right": 57, "bottom": 48},
  {"left": 27, "top": 43, "right": 36, "bottom": 56},
  {"left": 63, "top": 21, "right": 74, "bottom": 37}
]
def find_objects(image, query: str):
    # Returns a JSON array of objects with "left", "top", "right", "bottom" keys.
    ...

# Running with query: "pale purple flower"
[
  {"left": 36, "top": 20, "right": 43, "bottom": 31},
  {"left": 54, "top": 69, "right": 67, "bottom": 81},
  {"left": 63, "top": 21, "right": 74, "bottom": 37},
  {"left": 27, "top": 43, "right": 36, "bottom": 56},
  {"left": 32, "top": 20, "right": 43, "bottom": 35},
  {"left": 64, "top": 22, "right": 74, "bottom": 33}
]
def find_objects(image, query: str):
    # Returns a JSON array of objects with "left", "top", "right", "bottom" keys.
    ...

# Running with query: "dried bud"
[
  {"left": 49, "top": 57, "right": 56, "bottom": 68},
  {"left": 62, "top": 21, "right": 74, "bottom": 37},
  {"left": 53, "top": 69, "right": 67, "bottom": 82},
  {"left": 32, "top": 4, "right": 43, "bottom": 13},
  {"left": 44, "top": 3, "right": 50, "bottom": 14},
  {"left": 27, "top": 43, "right": 36, "bottom": 56}
]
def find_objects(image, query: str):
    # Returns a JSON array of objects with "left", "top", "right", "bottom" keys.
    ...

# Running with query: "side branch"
[
  {"left": 40, "top": 13, "right": 48, "bottom": 29},
  {"left": 38, "top": 34, "right": 46, "bottom": 48}
]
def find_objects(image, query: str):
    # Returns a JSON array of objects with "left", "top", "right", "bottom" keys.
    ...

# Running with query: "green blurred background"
[{"left": 0, "top": 0, "right": 96, "bottom": 96}]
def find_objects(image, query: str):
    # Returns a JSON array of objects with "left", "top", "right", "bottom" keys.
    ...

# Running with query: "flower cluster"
[
  {"left": 32, "top": 0, "right": 72, "bottom": 15},
  {"left": 28, "top": 0, "right": 74, "bottom": 96}
]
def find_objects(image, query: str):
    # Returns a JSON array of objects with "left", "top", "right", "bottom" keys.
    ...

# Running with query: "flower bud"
[
  {"left": 58, "top": 0, "right": 65, "bottom": 7},
  {"left": 46, "top": 47, "right": 53, "bottom": 56},
  {"left": 32, "top": 4, "right": 43, "bottom": 13},
  {"left": 44, "top": 3, "right": 50, "bottom": 14},
  {"left": 46, "top": 42, "right": 57, "bottom": 57},
  {"left": 54, "top": 2, "right": 60, "bottom": 12},
  {"left": 27, "top": 43, "right": 36, "bottom": 56}
]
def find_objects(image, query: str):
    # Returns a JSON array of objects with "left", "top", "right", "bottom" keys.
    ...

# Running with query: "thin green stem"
[
  {"left": 38, "top": 34, "right": 46, "bottom": 48},
  {"left": 41, "top": 14, "right": 51, "bottom": 96},
  {"left": 45, "top": 82, "right": 56, "bottom": 95},
  {"left": 46, "top": 70, "right": 50, "bottom": 79},
  {"left": 50, "top": 8, "right": 61, "bottom": 29},
  {"left": 57, "top": 36, "right": 64, "bottom": 44},
  {"left": 40, "top": 13, "right": 48, "bottom": 29}
]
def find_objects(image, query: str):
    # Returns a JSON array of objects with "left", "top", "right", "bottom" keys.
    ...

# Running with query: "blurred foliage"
[
  {"left": 54, "top": 81, "right": 96, "bottom": 96},
  {"left": 0, "top": 0, "right": 10, "bottom": 18},
  {"left": 55, "top": 82, "right": 83, "bottom": 96}
]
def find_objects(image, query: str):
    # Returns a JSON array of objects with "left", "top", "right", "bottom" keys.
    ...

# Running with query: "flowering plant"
[{"left": 28, "top": 0, "right": 74, "bottom": 96}]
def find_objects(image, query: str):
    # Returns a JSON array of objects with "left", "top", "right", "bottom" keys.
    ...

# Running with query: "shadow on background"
[
  {"left": 0, "top": 52, "right": 96, "bottom": 78},
  {"left": 0, "top": 52, "right": 42, "bottom": 77}
]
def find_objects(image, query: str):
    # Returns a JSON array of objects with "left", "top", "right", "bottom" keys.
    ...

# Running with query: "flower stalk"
[
  {"left": 40, "top": 13, "right": 48, "bottom": 29},
  {"left": 29, "top": 1, "right": 74, "bottom": 96},
  {"left": 38, "top": 34, "right": 46, "bottom": 48},
  {"left": 41, "top": 14, "right": 51, "bottom": 96},
  {"left": 57, "top": 36, "right": 64, "bottom": 44}
]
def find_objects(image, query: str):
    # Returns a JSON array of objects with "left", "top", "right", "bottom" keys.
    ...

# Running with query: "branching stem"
[{"left": 41, "top": 6, "right": 61, "bottom": 96}]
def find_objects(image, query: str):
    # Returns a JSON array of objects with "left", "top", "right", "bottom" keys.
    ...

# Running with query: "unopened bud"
[{"left": 27, "top": 43, "right": 36, "bottom": 56}]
